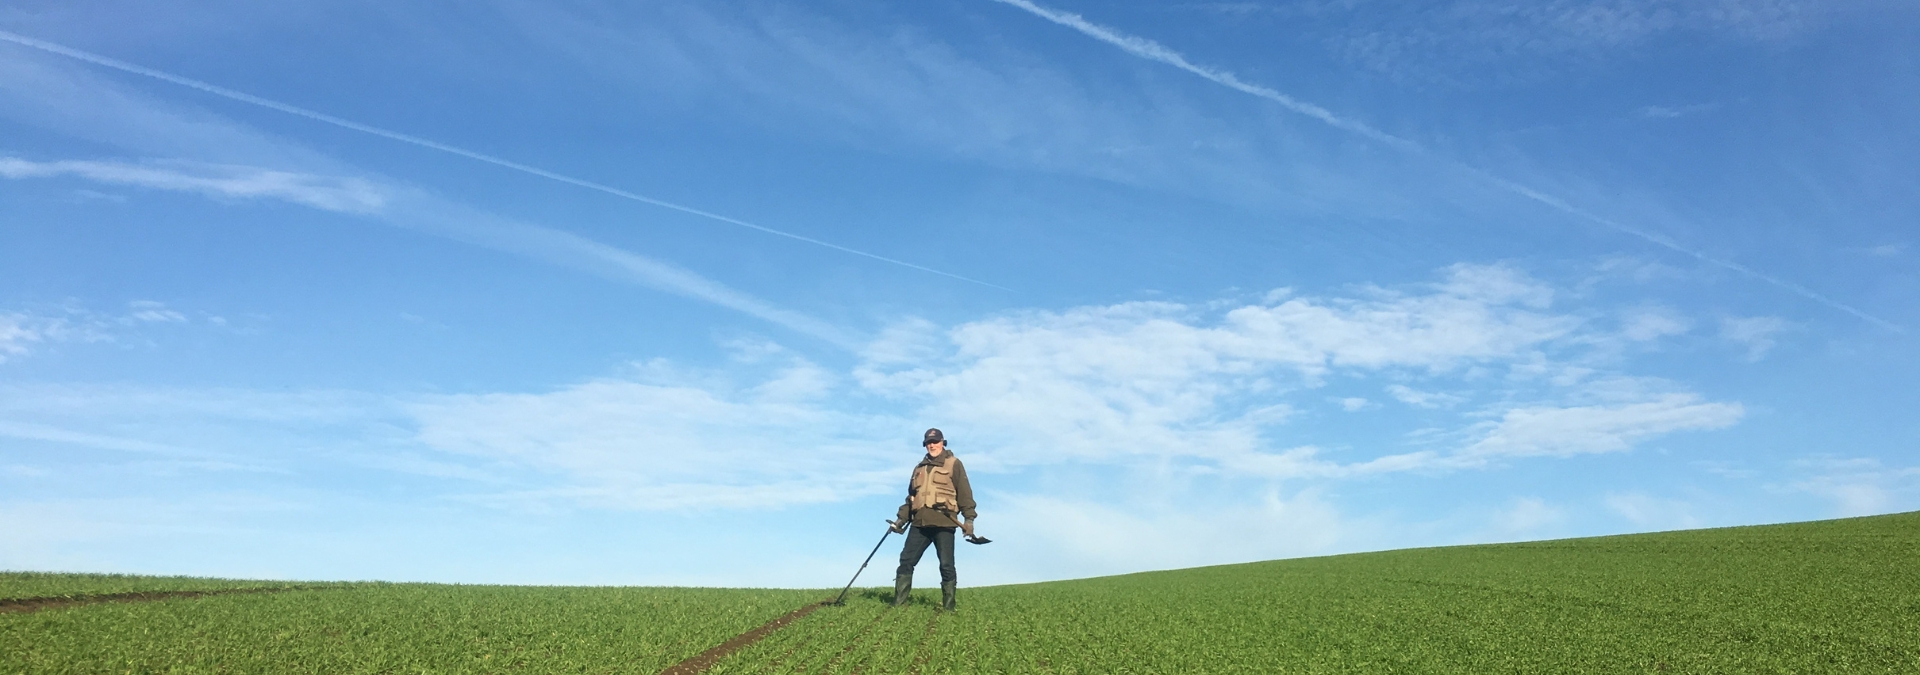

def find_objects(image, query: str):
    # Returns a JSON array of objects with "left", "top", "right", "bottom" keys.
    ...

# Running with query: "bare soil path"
[{"left": 657, "top": 601, "right": 827, "bottom": 675}]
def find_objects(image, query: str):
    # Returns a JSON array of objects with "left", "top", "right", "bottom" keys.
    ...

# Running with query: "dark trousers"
[{"left": 897, "top": 525, "right": 956, "bottom": 584}]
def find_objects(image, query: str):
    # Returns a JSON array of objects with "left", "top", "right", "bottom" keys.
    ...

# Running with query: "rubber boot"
[
  {"left": 892, "top": 574, "right": 913, "bottom": 607},
  {"left": 941, "top": 581, "right": 957, "bottom": 612}
]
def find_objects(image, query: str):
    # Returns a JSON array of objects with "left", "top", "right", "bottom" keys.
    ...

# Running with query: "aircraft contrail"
[
  {"left": 0, "top": 29, "right": 1010, "bottom": 292},
  {"left": 987, "top": 0, "right": 1900, "bottom": 332}
]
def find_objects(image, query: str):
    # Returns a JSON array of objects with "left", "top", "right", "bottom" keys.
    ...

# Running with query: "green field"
[
  {"left": 0, "top": 571, "right": 324, "bottom": 602},
  {"left": 5, "top": 511, "right": 1917, "bottom": 673}
]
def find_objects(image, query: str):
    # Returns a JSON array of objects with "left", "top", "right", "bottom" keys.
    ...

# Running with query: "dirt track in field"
[
  {"left": 0, "top": 587, "right": 297, "bottom": 615},
  {"left": 657, "top": 601, "right": 827, "bottom": 675},
  {"left": 660, "top": 595, "right": 952, "bottom": 675}
]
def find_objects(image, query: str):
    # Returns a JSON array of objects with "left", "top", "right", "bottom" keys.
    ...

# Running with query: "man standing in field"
[{"left": 892, "top": 427, "right": 976, "bottom": 611}]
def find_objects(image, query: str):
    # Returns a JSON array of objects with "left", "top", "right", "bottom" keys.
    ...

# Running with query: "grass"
[
  {"left": 5, "top": 511, "right": 1917, "bottom": 673},
  {"left": 1, "top": 584, "right": 819, "bottom": 674},
  {"left": 0, "top": 572, "right": 321, "bottom": 602},
  {"left": 716, "top": 511, "right": 1920, "bottom": 674}
]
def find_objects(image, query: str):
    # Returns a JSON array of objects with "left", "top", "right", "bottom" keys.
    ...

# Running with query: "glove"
[
  {"left": 961, "top": 520, "right": 975, "bottom": 537},
  {"left": 889, "top": 519, "right": 907, "bottom": 534}
]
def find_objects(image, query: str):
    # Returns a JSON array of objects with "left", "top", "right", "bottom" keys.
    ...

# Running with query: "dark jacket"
[{"left": 895, "top": 449, "right": 976, "bottom": 528}]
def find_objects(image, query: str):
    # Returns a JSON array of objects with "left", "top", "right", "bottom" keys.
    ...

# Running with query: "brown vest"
[{"left": 910, "top": 453, "right": 960, "bottom": 513}]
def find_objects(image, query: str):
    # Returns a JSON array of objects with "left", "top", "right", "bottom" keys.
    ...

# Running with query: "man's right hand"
[{"left": 888, "top": 519, "right": 907, "bottom": 534}]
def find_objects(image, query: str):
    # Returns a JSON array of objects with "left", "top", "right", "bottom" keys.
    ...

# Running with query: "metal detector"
[{"left": 828, "top": 520, "right": 903, "bottom": 606}]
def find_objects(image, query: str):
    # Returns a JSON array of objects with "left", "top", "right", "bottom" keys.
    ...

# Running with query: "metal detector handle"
[{"left": 829, "top": 522, "right": 900, "bottom": 606}]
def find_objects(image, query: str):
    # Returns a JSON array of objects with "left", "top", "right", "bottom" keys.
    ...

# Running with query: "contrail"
[
  {"left": 987, "top": 0, "right": 1901, "bottom": 332},
  {"left": 0, "top": 29, "right": 1010, "bottom": 292}
]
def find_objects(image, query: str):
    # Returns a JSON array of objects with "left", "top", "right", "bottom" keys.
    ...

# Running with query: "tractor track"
[
  {"left": 764, "top": 616, "right": 821, "bottom": 673},
  {"left": 657, "top": 601, "right": 826, "bottom": 675},
  {"left": 0, "top": 587, "right": 301, "bottom": 614},
  {"left": 907, "top": 611, "right": 942, "bottom": 675},
  {"left": 820, "top": 606, "right": 895, "bottom": 674}
]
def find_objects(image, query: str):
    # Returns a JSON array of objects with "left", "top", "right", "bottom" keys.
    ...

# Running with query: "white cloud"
[
  {"left": 0, "top": 45, "right": 849, "bottom": 343},
  {"left": 0, "top": 312, "right": 74, "bottom": 362},
  {"left": 1638, "top": 103, "right": 1719, "bottom": 119},
  {"left": 2, "top": 265, "right": 1747, "bottom": 518},
  {"left": 0, "top": 302, "right": 196, "bottom": 364},
  {"left": 407, "top": 358, "right": 905, "bottom": 510},
  {"left": 982, "top": 488, "right": 1352, "bottom": 580},
  {"left": 4, "top": 465, "right": 49, "bottom": 477},
  {"left": 853, "top": 264, "right": 1747, "bottom": 485},
  {"left": 1619, "top": 305, "right": 1690, "bottom": 342},
  {"left": 1721, "top": 315, "right": 1790, "bottom": 361},
  {"left": 1605, "top": 492, "right": 1703, "bottom": 530},
  {"left": 1695, "top": 460, "right": 1758, "bottom": 479},
  {"left": 1457, "top": 394, "right": 1742, "bottom": 463},
  {"left": 3, "top": 153, "right": 848, "bottom": 344},
  {"left": 859, "top": 264, "right": 1579, "bottom": 470},
  {"left": 0, "top": 420, "right": 203, "bottom": 457},
  {"left": 1496, "top": 497, "right": 1564, "bottom": 533},
  {"left": 125, "top": 300, "right": 188, "bottom": 324},
  {"left": 0, "top": 261, "right": 1771, "bottom": 583},
  {"left": 1386, "top": 384, "right": 1465, "bottom": 408},
  {"left": 1321, "top": 0, "right": 1820, "bottom": 83},
  {"left": 0, "top": 157, "right": 388, "bottom": 213},
  {"left": 1339, "top": 397, "right": 1370, "bottom": 412},
  {"left": 994, "top": 0, "right": 1892, "bottom": 331},
  {"left": 69, "top": 188, "right": 126, "bottom": 202},
  {"left": 1786, "top": 456, "right": 1920, "bottom": 517}
]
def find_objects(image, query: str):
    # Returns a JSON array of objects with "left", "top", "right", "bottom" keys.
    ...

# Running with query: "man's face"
[{"left": 925, "top": 440, "right": 945, "bottom": 456}]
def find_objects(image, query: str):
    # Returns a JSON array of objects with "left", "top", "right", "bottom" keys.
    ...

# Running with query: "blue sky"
[{"left": 2, "top": 0, "right": 1916, "bottom": 587}]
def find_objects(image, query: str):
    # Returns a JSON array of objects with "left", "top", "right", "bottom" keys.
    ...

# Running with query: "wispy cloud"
[
  {"left": 859, "top": 263, "right": 1733, "bottom": 478},
  {"left": 1, "top": 156, "right": 851, "bottom": 344},
  {"left": 1456, "top": 394, "right": 1742, "bottom": 462},
  {"left": 0, "top": 420, "right": 213, "bottom": 459},
  {"left": 1305, "top": 0, "right": 1820, "bottom": 82},
  {"left": 986, "top": 0, "right": 1898, "bottom": 332},
  {"left": 986, "top": 0, "right": 1413, "bottom": 149},
  {"left": 4, "top": 263, "right": 1740, "bottom": 511},
  {"left": 0, "top": 156, "right": 386, "bottom": 212},
  {"left": 1784, "top": 456, "right": 1920, "bottom": 517},
  {"left": 1720, "top": 315, "right": 1790, "bottom": 361},
  {"left": 0, "top": 301, "right": 196, "bottom": 363},
  {"left": 1605, "top": 491, "right": 1704, "bottom": 530},
  {"left": 408, "top": 356, "right": 904, "bottom": 510},
  {"left": 0, "top": 29, "right": 1004, "bottom": 291},
  {"left": 1386, "top": 384, "right": 1464, "bottom": 408},
  {"left": 1639, "top": 103, "right": 1720, "bottom": 119},
  {"left": 985, "top": 488, "right": 1352, "bottom": 578},
  {"left": 1495, "top": 496, "right": 1565, "bottom": 533},
  {"left": 381, "top": 195, "right": 856, "bottom": 345},
  {"left": 1619, "top": 305, "right": 1691, "bottom": 342},
  {"left": 496, "top": 0, "right": 1370, "bottom": 221},
  {"left": 0, "top": 313, "right": 90, "bottom": 363}
]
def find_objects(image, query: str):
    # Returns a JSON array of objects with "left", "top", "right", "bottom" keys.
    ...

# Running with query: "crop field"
[
  {"left": 5, "top": 511, "right": 1917, "bottom": 673},
  {"left": 0, "top": 571, "right": 324, "bottom": 602},
  {"left": 0, "top": 583, "right": 820, "bottom": 673},
  {"left": 712, "top": 510, "right": 1920, "bottom": 673}
]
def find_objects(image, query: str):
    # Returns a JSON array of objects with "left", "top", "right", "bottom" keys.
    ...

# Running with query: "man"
[{"left": 892, "top": 427, "right": 976, "bottom": 611}]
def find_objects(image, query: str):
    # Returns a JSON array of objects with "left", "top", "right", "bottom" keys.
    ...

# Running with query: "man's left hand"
[{"left": 962, "top": 521, "right": 975, "bottom": 537}]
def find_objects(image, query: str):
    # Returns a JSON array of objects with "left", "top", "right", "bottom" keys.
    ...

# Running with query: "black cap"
[{"left": 922, "top": 428, "right": 945, "bottom": 445}]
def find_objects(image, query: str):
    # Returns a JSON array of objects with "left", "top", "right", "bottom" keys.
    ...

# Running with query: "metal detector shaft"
[{"left": 830, "top": 521, "right": 900, "bottom": 606}]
